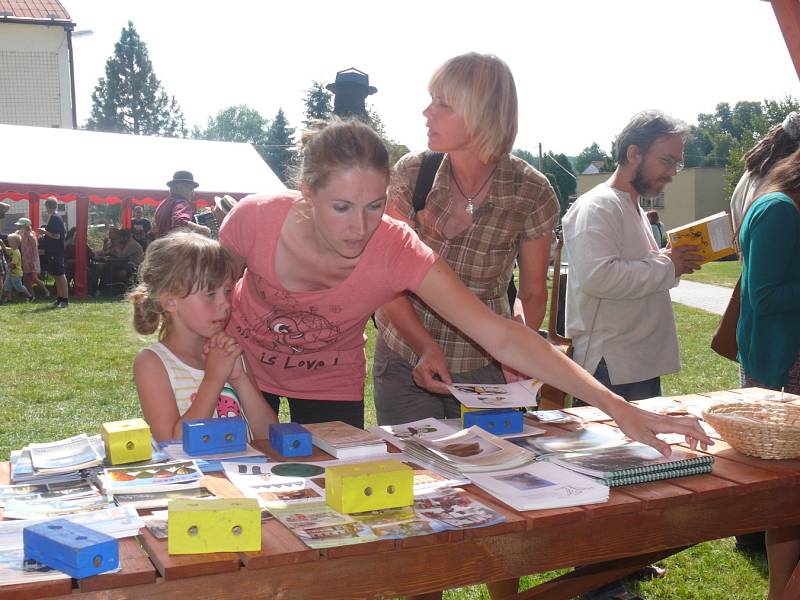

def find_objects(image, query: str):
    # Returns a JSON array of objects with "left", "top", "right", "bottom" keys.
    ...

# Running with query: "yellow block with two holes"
[
  {"left": 100, "top": 418, "right": 152, "bottom": 465},
  {"left": 325, "top": 459, "right": 413, "bottom": 514},
  {"left": 167, "top": 498, "right": 261, "bottom": 554}
]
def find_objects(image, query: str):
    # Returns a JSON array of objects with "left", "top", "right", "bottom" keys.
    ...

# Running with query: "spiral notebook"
[{"left": 545, "top": 443, "right": 714, "bottom": 487}]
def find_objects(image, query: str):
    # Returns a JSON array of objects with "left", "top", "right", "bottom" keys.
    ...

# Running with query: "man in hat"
[
  {"left": 154, "top": 171, "right": 210, "bottom": 238},
  {"left": 327, "top": 68, "right": 377, "bottom": 121},
  {"left": 212, "top": 195, "right": 237, "bottom": 228}
]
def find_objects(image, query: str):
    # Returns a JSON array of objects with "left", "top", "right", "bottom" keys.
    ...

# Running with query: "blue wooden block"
[
  {"left": 463, "top": 408, "right": 523, "bottom": 435},
  {"left": 23, "top": 519, "right": 119, "bottom": 579},
  {"left": 183, "top": 417, "right": 247, "bottom": 456},
  {"left": 269, "top": 423, "right": 312, "bottom": 457}
]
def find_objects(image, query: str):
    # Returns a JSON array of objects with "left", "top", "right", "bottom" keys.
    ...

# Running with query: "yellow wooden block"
[
  {"left": 325, "top": 459, "right": 413, "bottom": 514},
  {"left": 167, "top": 498, "right": 261, "bottom": 555},
  {"left": 101, "top": 418, "right": 152, "bottom": 465}
]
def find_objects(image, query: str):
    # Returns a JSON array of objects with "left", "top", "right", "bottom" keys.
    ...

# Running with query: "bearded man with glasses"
[
  {"left": 561, "top": 109, "right": 704, "bottom": 600},
  {"left": 563, "top": 110, "right": 701, "bottom": 403}
]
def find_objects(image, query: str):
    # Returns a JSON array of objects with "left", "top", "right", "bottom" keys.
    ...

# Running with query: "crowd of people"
[{"left": 4, "top": 51, "right": 797, "bottom": 600}]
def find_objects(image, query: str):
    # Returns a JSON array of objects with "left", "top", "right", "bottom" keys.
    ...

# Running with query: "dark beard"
[{"left": 631, "top": 164, "right": 652, "bottom": 196}]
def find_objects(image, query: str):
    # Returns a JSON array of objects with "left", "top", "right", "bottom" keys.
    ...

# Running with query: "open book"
[
  {"left": 447, "top": 379, "right": 543, "bottom": 409},
  {"left": 402, "top": 426, "right": 537, "bottom": 479},
  {"left": 546, "top": 444, "right": 714, "bottom": 487},
  {"left": 666, "top": 211, "right": 736, "bottom": 264}
]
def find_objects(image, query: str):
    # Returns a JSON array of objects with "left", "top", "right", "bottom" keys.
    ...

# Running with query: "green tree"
[
  {"left": 691, "top": 97, "right": 800, "bottom": 195},
  {"left": 543, "top": 152, "right": 577, "bottom": 214},
  {"left": 512, "top": 148, "right": 540, "bottom": 169},
  {"left": 264, "top": 108, "right": 295, "bottom": 183},
  {"left": 303, "top": 81, "right": 333, "bottom": 125},
  {"left": 575, "top": 142, "right": 612, "bottom": 173},
  {"left": 367, "top": 106, "right": 409, "bottom": 166},
  {"left": 86, "top": 21, "right": 185, "bottom": 137},
  {"left": 194, "top": 105, "right": 270, "bottom": 162}
]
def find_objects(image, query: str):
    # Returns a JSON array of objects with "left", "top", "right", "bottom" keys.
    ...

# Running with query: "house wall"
[
  {"left": 575, "top": 167, "right": 729, "bottom": 231},
  {"left": 0, "top": 22, "right": 73, "bottom": 129}
]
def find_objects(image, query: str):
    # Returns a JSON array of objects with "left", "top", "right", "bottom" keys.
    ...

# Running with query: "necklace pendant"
[{"left": 465, "top": 199, "right": 475, "bottom": 215}]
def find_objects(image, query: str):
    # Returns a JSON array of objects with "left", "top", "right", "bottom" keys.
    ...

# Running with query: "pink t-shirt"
[{"left": 219, "top": 193, "right": 438, "bottom": 401}]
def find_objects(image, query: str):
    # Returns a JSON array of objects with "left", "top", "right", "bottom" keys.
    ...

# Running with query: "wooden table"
[{"left": 3, "top": 388, "right": 800, "bottom": 600}]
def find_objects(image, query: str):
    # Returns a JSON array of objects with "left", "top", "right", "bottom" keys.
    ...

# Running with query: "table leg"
[{"left": 509, "top": 546, "right": 689, "bottom": 600}]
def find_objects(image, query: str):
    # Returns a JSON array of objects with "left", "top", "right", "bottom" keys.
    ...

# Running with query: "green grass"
[
  {"left": 682, "top": 260, "right": 741, "bottom": 288},
  {"left": 0, "top": 297, "right": 767, "bottom": 599}
]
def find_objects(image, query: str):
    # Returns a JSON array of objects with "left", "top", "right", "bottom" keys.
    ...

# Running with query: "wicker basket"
[{"left": 702, "top": 401, "right": 800, "bottom": 459}]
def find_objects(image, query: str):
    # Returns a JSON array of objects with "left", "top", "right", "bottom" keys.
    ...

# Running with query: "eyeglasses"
[{"left": 658, "top": 156, "right": 684, "bottom": 172}]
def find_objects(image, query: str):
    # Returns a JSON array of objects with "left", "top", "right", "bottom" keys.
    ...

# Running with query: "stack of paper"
[
  {"left": 468, "top": 462, "right": 609, "bottom": 510},
  {"left": 304, "top": 421, "right": 388, "bottom": 459},
  {"left": 97, "top": 460, "right": 202, "bottom": 495},
  {"left": 11, "top": 434, "right": 105, "bottom": 485},
  {"left": 402, "top": 426, "right": 537, "bottom": 479}
]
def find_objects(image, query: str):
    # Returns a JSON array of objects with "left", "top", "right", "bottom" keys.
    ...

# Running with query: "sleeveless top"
[{"left": 145, "top": 342, "right": 244, "bottom": 420}]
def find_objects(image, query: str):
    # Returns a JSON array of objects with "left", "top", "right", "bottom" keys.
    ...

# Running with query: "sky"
[{"left": 65, "top": 0, "right": 800, "bottom": 157}]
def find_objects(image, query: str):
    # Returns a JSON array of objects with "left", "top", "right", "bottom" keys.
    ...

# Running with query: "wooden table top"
[{"left": 3, "top": 387, "right": 800, "bottom": 600}]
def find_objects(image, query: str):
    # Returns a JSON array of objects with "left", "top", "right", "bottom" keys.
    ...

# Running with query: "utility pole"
[{"left": 538, "top": 142, "right": 543, "bottom": 171}]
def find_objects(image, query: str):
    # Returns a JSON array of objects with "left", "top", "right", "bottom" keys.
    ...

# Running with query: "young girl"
[
  {"left": 129, "top": 231, "right": 276, "bottom": 442},
  {"left": 15, "top": 217, "right": 48, "bottom": 299},
  {"left": 1, "top": 234, "right": 34, "bottom": 303}
]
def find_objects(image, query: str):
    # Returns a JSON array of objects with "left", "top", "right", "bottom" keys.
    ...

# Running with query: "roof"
[
  {"left": 0, "top": 124, "right": 286, "bottom": 205},
  {"left": 0, "top": 0, "right": 71, "bottom": 21}
]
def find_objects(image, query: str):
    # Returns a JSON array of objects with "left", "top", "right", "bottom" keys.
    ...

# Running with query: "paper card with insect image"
[{"left": 448, "top": 379, "right": 543, "bottom": 409}]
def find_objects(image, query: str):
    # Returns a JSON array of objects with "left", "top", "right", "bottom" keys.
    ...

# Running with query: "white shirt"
[
  {"left": 729, "top": 170, "right": 763, "bottom": 238},
  {"left": 562, "top": 181, "right": 680, "bottom": 385}
]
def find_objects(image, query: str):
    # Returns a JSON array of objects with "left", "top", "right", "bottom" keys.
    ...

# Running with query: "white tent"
[
  {"left": 0, "top": 124, "right": 286, "bottom": 297},
  {"left": 0, "top": 124, "right": 285, "bottom": 201}
]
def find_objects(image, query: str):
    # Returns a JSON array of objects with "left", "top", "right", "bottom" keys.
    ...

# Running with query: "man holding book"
[
  {"left": 563, "top": 109, "right": 705, "bottom": 600},
  {"left": 563, "top": 111, "right": 702, "bottom": 402}
]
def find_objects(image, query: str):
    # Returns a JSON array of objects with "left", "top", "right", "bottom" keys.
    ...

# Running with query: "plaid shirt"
[{"left": 376, "top": 151, "right": 560, "bottom": 373}]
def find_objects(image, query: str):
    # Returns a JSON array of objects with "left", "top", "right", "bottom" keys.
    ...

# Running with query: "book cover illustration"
[
  {"left": 666, "top": 211, "right": 736, "bottom": 264},
  {"left": 27, "top": 434, "right": 103, "bottom": 472},
  {"left": 102, "top": 460, "right": 201, "bottom": 491}
]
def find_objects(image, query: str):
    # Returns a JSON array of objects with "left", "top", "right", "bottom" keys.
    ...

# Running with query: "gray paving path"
[{"left": 670, "top": 280, "right": 733, "bottom": 315}]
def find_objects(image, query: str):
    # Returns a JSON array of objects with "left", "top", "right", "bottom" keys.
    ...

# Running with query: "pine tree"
[
  {"left": 302, "top": 82, "right": 332, "bottom": 125},
  {"left": 86, "top": 21, "right": 186, "bottom": 137},
  {"left": 264, "top": 108, "right": 295, "bottom": 183}
]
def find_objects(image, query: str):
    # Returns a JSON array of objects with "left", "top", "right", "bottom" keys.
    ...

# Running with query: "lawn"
[
  {"left": 0, "top": 297, "right": 767, "bottom": 599},
  {"left": 682, "top": 260, "right": 741, "bottom": 288}
]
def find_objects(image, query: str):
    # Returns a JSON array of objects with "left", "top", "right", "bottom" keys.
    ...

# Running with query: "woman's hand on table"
[{"left": 612, "top": 401, "right": 714, "bottom": 457}]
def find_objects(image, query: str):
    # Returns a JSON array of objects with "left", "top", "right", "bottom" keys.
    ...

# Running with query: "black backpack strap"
[{"left": 411, "top": 151, "right": 444, "bottom": 212}]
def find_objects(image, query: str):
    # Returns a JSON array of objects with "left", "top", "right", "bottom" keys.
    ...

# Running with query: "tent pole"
[
  {"left": 122, "top": 197, "right": 132, "bottom": 229},
  {"left": 772, "top": 0, "right": 800, "bottom": 81},
  {"left": 29, "top": 193, "right": 39, "bottom": 231},
  {"left": 74, "top": 195, "right": 89, "bottom": 298}
]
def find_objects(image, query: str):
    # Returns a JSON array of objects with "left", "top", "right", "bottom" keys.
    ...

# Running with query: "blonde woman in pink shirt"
[{"left": 218, "top": 118, "right": 711, "bottom": 453}]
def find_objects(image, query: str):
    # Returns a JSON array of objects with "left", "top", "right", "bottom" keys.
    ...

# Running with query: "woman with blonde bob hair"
[{"left": 374, "top": 52, "right": 560, "bottom": 432}]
